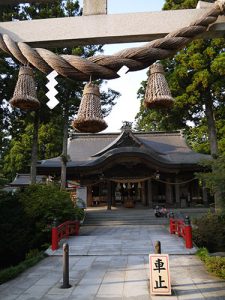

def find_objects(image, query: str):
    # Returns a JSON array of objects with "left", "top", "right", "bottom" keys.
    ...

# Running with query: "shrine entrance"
[{"left": 90, "top": 179, "right": 148, "bottom": 208}]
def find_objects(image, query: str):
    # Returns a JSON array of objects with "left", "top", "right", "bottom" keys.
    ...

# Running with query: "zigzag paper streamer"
[{"left": 46, "top": 70, "right": 59, "bottom": 109}]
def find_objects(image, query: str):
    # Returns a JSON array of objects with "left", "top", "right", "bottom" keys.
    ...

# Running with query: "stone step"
[
  {"left": 83, "top": 207, "right": 208, "bottom": 226},
  {"left": 83, "top": 209, "right": 169, "bottom": 226},
  {"left": 83, "top": 221, "right": 168, "bottom": 226}
]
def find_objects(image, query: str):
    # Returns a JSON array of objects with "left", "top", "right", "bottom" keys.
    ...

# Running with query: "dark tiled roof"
[
  {"left": 10, "top": 174, "right": 47, "bottom": 186},
  {"left": 38, "top": 130, "right": 211, "bottom": 169}
]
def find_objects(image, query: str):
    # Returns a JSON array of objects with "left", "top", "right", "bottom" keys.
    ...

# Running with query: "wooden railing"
[
  {"left": 51, "top": 220, "right": 79, "bottom": 251},
  {"left": 169, "top": 215, "right": 193, "bottom": 249}
]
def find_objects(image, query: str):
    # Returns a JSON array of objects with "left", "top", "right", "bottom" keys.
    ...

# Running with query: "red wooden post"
[
  {"left": 177, "top": 220, "right": 182, "bottom": 237},
  {"left": 184, "top": 216, "right": 193, "bottom": 249},
  {"left": 169, "top": 213, "right": 175, "bottom": 234},
  {"left": 52, "top": 219, "right": 58, "bottom": 250}
]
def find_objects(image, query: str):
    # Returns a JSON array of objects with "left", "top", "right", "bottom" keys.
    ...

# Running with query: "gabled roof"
[
  {"left": 38, "top": 130, "right": 211, "bottom": 170},
  {"left": 92, "top": 129, "right": 142, "bottom": 157}
]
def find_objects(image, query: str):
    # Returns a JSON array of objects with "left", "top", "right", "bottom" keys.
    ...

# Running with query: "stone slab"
[
  {"left": 0, "top": 9, "right": 224, "bottom": 48},
  {"left": 83, "top": 0, "right": 107, "bottom": 16},
  {"left": 1, "top": 224, "right": 225, "bottom": 299}
]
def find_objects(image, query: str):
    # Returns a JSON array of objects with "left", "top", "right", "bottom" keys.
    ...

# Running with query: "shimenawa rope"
[{"left": 0, "top": 0, "right": 224, "bottom": 81}]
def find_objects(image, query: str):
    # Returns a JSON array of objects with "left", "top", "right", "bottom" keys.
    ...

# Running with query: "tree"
[
  {"left": 1, "top": 1, "right": 119, "bottom": 183},
  {"left": 197, "top": 156, "right": 225, "bottom": 212},
  {"left": 135, "top": 0, "right": 225, "bottom": 157}
]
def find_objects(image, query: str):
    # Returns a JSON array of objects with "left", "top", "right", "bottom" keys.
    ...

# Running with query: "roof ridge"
[{"left": 70, "top": 130, "right": 182, "bottom": 139}]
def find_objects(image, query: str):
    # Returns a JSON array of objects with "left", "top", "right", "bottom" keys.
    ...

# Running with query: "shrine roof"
[
  {"left": 10, "top": 174, "right": 47, "bottom": 186},
  {"left": 38, "top": 130, "right": 211, "bottom": 170}
]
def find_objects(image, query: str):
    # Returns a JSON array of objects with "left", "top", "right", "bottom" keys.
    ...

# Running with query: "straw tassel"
[
  {"left": 144, "top": 62, "right": 174, "bottom": 109},
  {"left": 72, "top": 82, "right": 107, "bottom": 133},
  {"left": 9, "top": 66, "right": 40, "bottom": 110}
]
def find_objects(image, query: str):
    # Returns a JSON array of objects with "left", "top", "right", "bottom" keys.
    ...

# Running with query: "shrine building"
[{"left": 37, "top": 125, "right": 212, "bottom": 209}]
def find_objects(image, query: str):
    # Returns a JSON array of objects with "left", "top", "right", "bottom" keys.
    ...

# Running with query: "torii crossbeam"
[
  {"left": 0, "top": 0, "right": 225, "bottom": 81},
  {"left": 0, "top": 0, "right": 225, "bottom": 48}
]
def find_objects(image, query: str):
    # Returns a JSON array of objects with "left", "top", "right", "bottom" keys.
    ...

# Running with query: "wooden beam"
[{"left": 0, "top": 9, "right": 225, "bottom": 48}]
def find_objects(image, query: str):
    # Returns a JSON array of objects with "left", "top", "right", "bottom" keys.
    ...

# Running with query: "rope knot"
[{"left": 216, "top": 0, "right": 225, "bottom": 12}]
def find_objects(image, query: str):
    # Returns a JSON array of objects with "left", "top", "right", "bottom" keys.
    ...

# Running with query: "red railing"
[
  {"left": 169, "top": 216, "right": 193, "bottom": 249},
  {"left": 51, "top": 220, "right": 80, "bottom": 250}
]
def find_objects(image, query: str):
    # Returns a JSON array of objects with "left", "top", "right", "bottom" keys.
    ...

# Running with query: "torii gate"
[
  {"left": 0, "top": 0, "right": 225, "bottom": 82},
  {"left": 1, "top": 0, "right": 225, "bottom": 189},
  {"left": 0, "top": 0, "right": 225, "bottom": 48}
]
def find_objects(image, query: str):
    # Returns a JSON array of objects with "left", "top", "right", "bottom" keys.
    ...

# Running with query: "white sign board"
[
  {"left": 77, "top": 186, "right": 87, "bottom": 206},
  {"left": 149, "top": 254, "right": 171, "bottom": 295}
]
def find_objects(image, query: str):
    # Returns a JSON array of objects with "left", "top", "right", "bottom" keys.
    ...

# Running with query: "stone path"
[
  {"left": 1, "top": 225, "right": 225, "bottom": 299},
  {"left": 46, "top": 225, "right": 196, "bottom": 256}
]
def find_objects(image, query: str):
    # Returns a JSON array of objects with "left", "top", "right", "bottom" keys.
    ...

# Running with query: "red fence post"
[
  {"left": 169, "top": 213, "right": 175, "bottom": 234},
  {"left": 184, "top": 216, "right": 193, "bottom": 249},
  {"left": 51, "top": 219, "right": 58, "bottom": 251}
]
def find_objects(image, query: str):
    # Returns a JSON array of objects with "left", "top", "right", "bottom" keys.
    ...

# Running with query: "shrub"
[
  {"left": 0, "top": 184, "right": 84, "bottom": 270},
  {"left": 0, "top": 191, "right": 34, "bottom": 269},
  {"left": 193, "top": 212, "right": 225, "bottom": 252},
  {"left": 0, "top": 251, "right": 45, "bottom": 284},
  {"left": 197, "top": 248, "right": 225, "bottom": 279},
  {"left": 18, "top": 184, "right": 84, "bottom": 247}
]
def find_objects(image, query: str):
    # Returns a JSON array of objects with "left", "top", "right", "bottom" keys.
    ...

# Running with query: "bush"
[
  {"left": 0, "top": 251, "right": 45, "bottom": 284},
  {"left": 197, "top": 248, "right": 225, "bottom": 279},
  {"left": 0, "top": 191, "right": 34, "bottom": 269},
  {"left": 0, "top": 185, "right": 84, "bottom": 270},
  {"left": 192, "top": 212, "right": 225, "bottom": 252},
  {"left": 19, "top": 184, "right": 84, "bottom": 247}
]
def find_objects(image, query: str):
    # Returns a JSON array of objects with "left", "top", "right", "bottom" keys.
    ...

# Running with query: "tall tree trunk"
[
  {"left": 60, "top": 106, "right": 69, "bottom": 190},
  {"left": 30, "top": 110, "right": 39, "bottom": 184},
  {"left": 205, "top": 97, "right": 218, "bottom": 157},
  {"left": 205, "top": 96, "right": 221, "bottom": 212}
]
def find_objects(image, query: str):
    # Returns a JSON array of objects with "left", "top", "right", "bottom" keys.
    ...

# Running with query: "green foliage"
[
  {"left": 0, "top": 251, "right": 45, "bottom": 284},
  {"left": 135, "top": 0, "right": 225, "bottom": 157},
  {"left": 19, "top": 184, "right": 79, "bottom": 229},
  {"left": 0, "top": 185, "right": 84, "bottom": 269},
  {"left": 1, "top": 1, "right": 119, "bottom": 179},
  {"left": 3, "top": 124, "right": 33, "bottom": 178},
  {"left": 38, "top": 122, "right": 62, "bottom": 159},
  {"left": 197, "top": 248, "right": 225, "bottom": 279},
  {"left": 0, "top": 160, "right": 9, "bottom": 187},
  {"left": 0, "top": 191, "right": 34, "bottom": 269},
  {"left": 196, "top": 156, "right": 225, "bottom": 209},
  {"left": 193, "top": 212, "right": 225, "bottom": 252},
  {"left": 186, "top": 124, "right": 210, "bottom": 154},
  {"left": 196, "top": 247, "right": 209, "bottom": 261},
  {"left": 74, "top": 205, "right": 85, "bottom": 221}
]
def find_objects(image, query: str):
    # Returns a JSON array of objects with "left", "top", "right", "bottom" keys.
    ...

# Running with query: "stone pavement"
[
  {"left": 1, "top": 225, "right": 225, "bottom": 300},
  {"left": 46, "top": 225, "right": 196, "bottom": 256}
]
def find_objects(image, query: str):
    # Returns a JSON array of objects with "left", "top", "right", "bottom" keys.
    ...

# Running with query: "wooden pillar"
[
  {"left": 147, "top": 179, "right": 153, "bottom": 208},
  {"left": 166, "top": 178, "right": 173, "bottom": 206},
  {"left": 112, "top": 182, "right": 116, "bottom": 207},
  {"left": 202, "top": 181, "right": 208, "bottom": 206},
  {"left": 175, "top": 178, "right": 180, "bottom": 208},
  {"left": 87, "top": 186, "right": 92, "bottom": 207},
  {"left": 107, "top": 181, "right": 112, "bottom": 210},
  {"left": 141, "top": 182, "right": 146, "bottom": 205}
]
